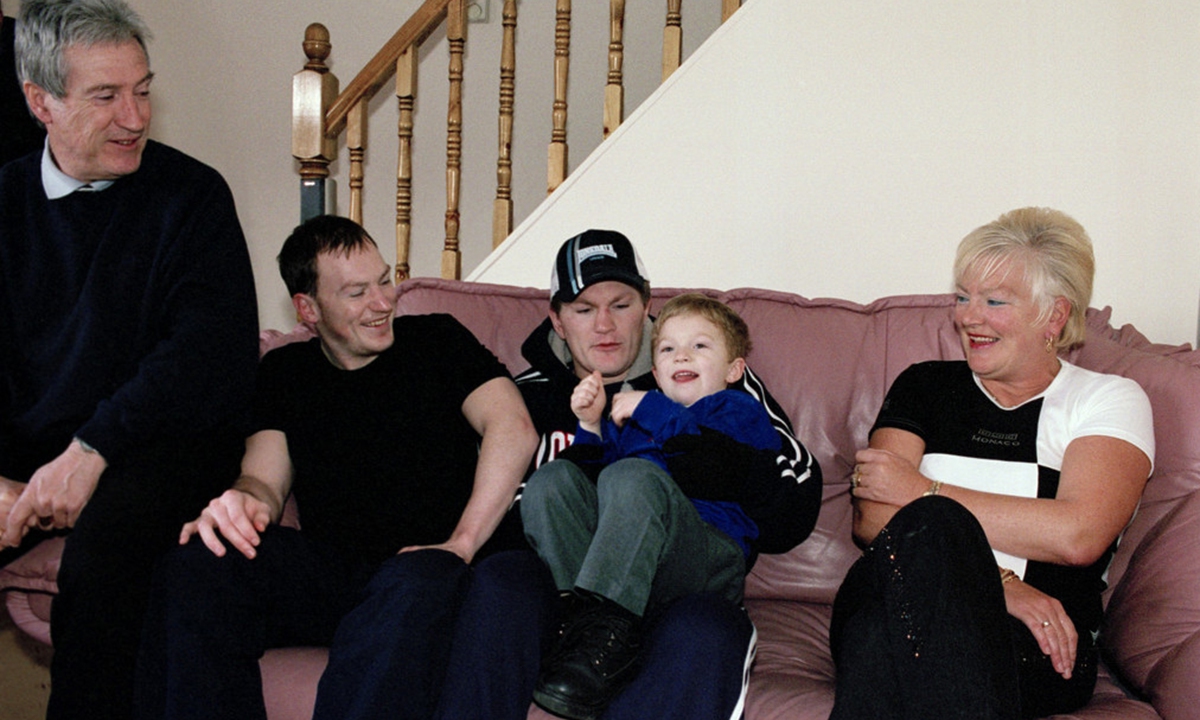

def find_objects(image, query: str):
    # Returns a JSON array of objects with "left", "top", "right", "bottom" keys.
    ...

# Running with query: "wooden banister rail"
[
  {"left": 326, "top": 0, "right": 452, "bottom": 139},
  {"left": 294, "top": 0, "right": 742, "bottom": 283}
]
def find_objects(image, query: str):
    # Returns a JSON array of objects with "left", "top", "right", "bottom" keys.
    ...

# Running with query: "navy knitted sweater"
[{"left": 0, "top": 141, "right": 258, "bottom": 468}]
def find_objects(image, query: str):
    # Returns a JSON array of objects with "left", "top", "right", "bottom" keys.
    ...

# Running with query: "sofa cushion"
[
  {"left": 1069, "top": 308, "right": 1200, "bottom": 590},
  {"left": 731, "top": 290, "right": 963, "bottom": 604},
  {"left": 1103, "top": 490, "right": 1200, "bottom": 713}
]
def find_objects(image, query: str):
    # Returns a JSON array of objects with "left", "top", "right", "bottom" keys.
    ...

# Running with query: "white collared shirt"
[{"left": 41, "top": 139, "right": 114, "bottom": 199}]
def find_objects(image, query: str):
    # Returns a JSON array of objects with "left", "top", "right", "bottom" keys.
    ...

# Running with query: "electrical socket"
[{"left": 467, "top": 1, "right": 489, "bottom": 23}]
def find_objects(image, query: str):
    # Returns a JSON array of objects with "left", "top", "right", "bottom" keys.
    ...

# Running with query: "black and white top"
[{"left": 873, "top": 359, "right": 1155, "bottom": 634}]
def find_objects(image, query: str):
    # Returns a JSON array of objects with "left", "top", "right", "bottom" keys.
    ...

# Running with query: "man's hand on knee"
[{"left": 181, "top": 488, "right": 272, "bottom": 559}]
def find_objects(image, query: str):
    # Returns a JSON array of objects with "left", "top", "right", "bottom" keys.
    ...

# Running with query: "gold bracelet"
[
  {"left": 999, "top": 567, "right": 1018, "bottom": 584},
  {"left": 922, "top": 479, "right": 942, "bottom": 497}
]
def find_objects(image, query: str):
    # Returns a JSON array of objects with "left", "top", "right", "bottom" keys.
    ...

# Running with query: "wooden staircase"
[{"left": 292, "top": 0, "right": 742, "bottom": 283}]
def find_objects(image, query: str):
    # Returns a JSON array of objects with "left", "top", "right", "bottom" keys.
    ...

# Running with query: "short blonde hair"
[
  {"left": 652, "top": 293, "right": 751, "bottom": 361},
  {"left": 954, "top": 207, "right": 1094, "bottom": 350}
]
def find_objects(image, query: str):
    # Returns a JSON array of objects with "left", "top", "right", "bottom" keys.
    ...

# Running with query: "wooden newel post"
[{"left": 293, "top": 23, "right": 339, "bottom": 223}]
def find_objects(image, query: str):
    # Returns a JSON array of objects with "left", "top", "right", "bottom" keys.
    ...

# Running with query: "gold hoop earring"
[{"left": 1045, "top": 335, "right": 1055, "bottom": 354}]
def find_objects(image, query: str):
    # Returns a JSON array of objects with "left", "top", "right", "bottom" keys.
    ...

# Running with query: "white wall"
[
  {"left": 5, "top": 0, "right": 1197, "bottom": 346},
  {"left": 473, "top": 0, "right": 1200, "bottom": 347}
]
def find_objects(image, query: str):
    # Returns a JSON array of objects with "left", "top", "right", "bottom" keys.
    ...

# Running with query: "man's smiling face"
[{"left": 27, "top": 39, "right": 152, "bottom": 181}]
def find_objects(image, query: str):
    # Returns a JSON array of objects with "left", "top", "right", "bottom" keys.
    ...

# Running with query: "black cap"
[{"left": 550, "top": 229, "right": 649, "bottom": 304}]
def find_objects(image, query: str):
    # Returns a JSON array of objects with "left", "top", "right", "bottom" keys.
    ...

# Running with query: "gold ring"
[{"left": 850, "top": 472, "right": 860, "bottom": 489}]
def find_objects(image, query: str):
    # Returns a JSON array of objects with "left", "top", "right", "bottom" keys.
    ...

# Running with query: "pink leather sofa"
[{"left": 4, "top": 278, "right": 1199, "bottom": 719}]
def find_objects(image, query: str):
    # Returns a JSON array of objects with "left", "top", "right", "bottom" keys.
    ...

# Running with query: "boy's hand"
[
  {"left": 610, "top": 391, "right": 647, "bottom": 427},
  {"left": 571, "top": 371, "right": 606, "bottom": 433}
]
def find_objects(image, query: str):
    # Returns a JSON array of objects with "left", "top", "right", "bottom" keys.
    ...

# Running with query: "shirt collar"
[{"left": 41, "top": 140, "right": 115, "bottom": 199}]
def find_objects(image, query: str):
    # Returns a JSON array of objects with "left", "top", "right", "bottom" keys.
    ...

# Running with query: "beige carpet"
[{"left": 0, "top": 602, "right": 51, "bottom": 719}]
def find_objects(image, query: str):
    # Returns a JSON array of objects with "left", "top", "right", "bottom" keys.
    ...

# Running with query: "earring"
[{"left": 1045, "top": 335, "right": 1055, "bottom": 354}]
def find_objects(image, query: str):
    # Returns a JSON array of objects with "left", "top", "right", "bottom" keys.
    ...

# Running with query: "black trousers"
[
  {"left": 830, "top": 496, "right": 1097, "bottom": 720},
  {"left": 1, "top": 431, "right": 241, "bottom": 720}
]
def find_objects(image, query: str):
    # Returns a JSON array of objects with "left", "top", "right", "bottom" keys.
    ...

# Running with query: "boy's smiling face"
[{"left": 651, "top": 313, "right": 745, "bottom": 407}]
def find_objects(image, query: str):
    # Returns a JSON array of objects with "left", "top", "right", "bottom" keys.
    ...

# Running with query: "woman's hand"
[
  {"left": 850, "top": 428, "right": 928, "bottom": 545},
  {"left": 851, "top": 446, "right": 929, "bottom": 507},
  {"left": 1003, "top": 575, "right": 1078, "bottom": 679}
]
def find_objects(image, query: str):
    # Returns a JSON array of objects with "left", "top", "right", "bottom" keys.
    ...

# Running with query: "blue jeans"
[
  {"left": 521, "top": 457, "right": 745, "bottom": 616},
  {"left": 513, "top": 457, "right": 755, "bottom": 720}
]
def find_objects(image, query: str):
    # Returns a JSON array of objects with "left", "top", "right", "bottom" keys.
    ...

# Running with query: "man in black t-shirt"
[{"left": 136, "top": 216, "right": 539, "bottom": 720}]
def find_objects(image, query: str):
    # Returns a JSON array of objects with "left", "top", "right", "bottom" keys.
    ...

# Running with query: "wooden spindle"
[
  {"left": 603, "top": 0, "right": 625, "bottom": 139},
  {"left": 293, "top": 23, "right": 339, "bottom": 222},
  {"left": 442, "top": 0, "right": 465, "bottom": 279},
  {"left": 492, "top": 0, "right": 517, "bottom": 248},
  {"left": 394, "top": 46, "right": 417, "bottom": 283},
  {"left": 662, "top": 0, "right": 682, "bottom": 82},
  {"left": 547, "top": 0, "right": 571, "bottom": 194},
  {"left": 347, "top": 99, "right": 367, "bottom": 225},
  {"left": 722, "top": 0, "right": 739, "bottom": 23}
]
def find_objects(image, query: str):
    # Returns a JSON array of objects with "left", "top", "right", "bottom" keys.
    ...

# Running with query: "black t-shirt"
[{"left": 255, "top": 314, "right": 508, "bottom": 565}]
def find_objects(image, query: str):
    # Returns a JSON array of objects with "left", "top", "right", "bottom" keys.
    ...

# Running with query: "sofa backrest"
[
  {"left": 264, "top": 278, "right": 1200, "bottom": 611},
  {"left": 383, "top": 280, "right": 973, "bottom": 604}
]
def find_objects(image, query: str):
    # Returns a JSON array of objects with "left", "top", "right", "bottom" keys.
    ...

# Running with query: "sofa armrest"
[
  {"left": 1103, "top": 489, "right": 1200, "bottom": 716},
  {"left": 0, "top": 536, "right": 64, "bottom": 595}
]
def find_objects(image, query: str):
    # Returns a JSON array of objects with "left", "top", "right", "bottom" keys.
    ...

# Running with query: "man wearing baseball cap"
[{"left": 508, "top": 229, "right": 823, "bottom": 720}]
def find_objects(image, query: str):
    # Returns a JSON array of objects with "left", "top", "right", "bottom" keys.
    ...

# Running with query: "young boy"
[{"left": 521, "top": 293, "right": 782, "bottom": 720}]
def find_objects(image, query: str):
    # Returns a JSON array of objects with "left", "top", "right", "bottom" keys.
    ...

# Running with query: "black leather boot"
[{"left": 533, "top": 592, "right": 643, "bottom": 720}]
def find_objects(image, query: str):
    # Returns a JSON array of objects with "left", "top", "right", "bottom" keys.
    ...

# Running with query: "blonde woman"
[{"left": 832, "top": 208, "right": 1154, "bottom": 719}]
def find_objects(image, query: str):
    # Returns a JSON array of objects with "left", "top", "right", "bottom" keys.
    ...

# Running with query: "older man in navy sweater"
[{"left": 0, "top": 1, "right": 257, "bottom": 718}]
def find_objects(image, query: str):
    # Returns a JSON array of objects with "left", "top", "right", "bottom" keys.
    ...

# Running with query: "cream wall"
[
  {"left": 5, "top": 0, "right": 1197, "bottom": 346},
  {"left": 474, "top": 0, "right": 1200, "bottom": 347}
]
